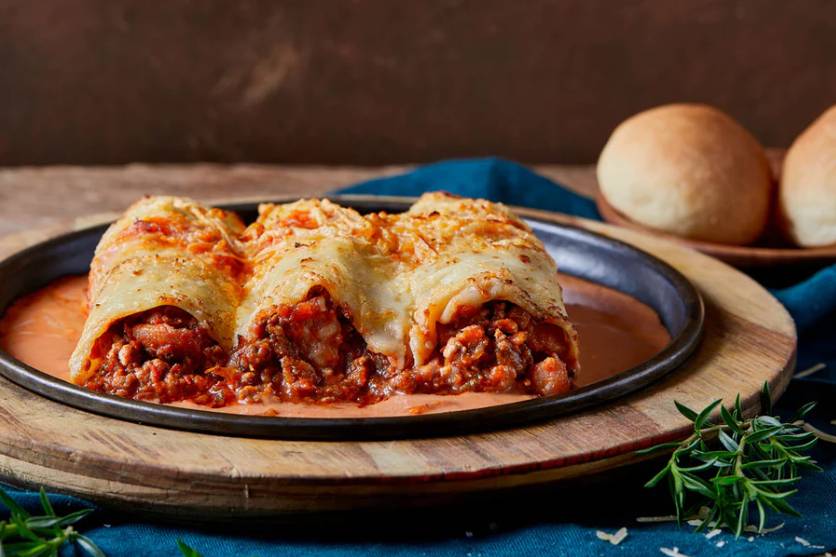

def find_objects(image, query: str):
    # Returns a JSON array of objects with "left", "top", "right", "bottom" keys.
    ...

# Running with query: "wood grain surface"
[{"left": 0, "top": 200, "right": 796, "bottom": 518}]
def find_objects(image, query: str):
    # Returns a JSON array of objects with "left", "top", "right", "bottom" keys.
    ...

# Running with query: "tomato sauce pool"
[{"left": 0, "top": 274, "right": 670, "bottom": 418}]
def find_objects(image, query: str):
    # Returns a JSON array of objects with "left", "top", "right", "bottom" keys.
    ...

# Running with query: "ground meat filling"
[
  {"left": 86, "top": 297, "right": 575, "bottom": 406},
  {"left": 84, "top": 306, "right": 235, "bottom": 407},
  {"left": 425, "top": 302, "right": 575, "bottom": 397},
  {"left": 230, "top": 290, "right": 394, "bottom": 403},
  {"left": 231, "top": 294, "right": 575, "bottom": 404}
]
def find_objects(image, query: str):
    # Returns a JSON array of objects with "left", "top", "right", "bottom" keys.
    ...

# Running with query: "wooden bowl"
[{"left": 596, "top": 191, "right": 836, "bottom": 268}]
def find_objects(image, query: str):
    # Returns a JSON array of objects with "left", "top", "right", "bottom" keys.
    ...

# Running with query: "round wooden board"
[
  {"left": 596, "top": 191, "right": 836, "bottom": 269},
  {"left": 0, "top": 200, "right": 797, "bottom": 519}
]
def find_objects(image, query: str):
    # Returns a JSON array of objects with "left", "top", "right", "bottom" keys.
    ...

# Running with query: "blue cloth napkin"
[
  {"left": 5, "top": 158, "right": 834, "bottom": 556},
  {"left": 341, "top": 158, "right": 601, "bottom": 221}
]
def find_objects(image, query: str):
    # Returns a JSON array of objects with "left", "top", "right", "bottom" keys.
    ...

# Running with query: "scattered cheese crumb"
[
  {"left": 705, "top": 529, "right": 722, "bottom": 540},
  {"left": 763, "top": 522, "right": 785, "bottom": 534},
  {"left": 686, "top": 518, "right": 718, "bottom": 529},
  {"left": 716, "top": 541, "right": 726, "bottom": 548},
  {"left": 660, "top": 547, "right": 691, "bottom": 557},
  {"left": 795, "top": 536, "right": 825, "bottom": 549},
  {"left": 744, "top": 522, "right": 785, "bottom": 535},
  {"left": 596, "top": 527, "right": 628, "bottom": 545},
  {"left": 794, "top": 362, "right": 826, "bottom": 379},
  {"left": 747, "top": 537, "right": 754, "bottom": 542},
  {"left": 636, "top": 515, "right": 678, "bottom": 523}
]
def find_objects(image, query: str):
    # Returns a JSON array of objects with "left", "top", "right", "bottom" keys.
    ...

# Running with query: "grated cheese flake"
[
  {"left": 705, "top": 529, "right": 722, "bottom": 540},
  {"left": 794, "top": 362, "right": 826, "bottom": 379},
  {"left": 659, "top": 547, "right": 691, "bottom": 557},
  {"left": 716, "top": 541, "right": 726, "bottom": 548},
  {"left": 687, "top": 518, "right": 718, "bottom": 529},
  {"left": 795, "top": 536, "right": 825, "bottom": 549},
  {"left": 744, "top": 522, "right": 785, "bottom": 535},
  {"left": 596, "top": 527, "right": 628, "bottom": 545},
  {"left": 636, "top": 515, "right": 678, "bottom": 523}
]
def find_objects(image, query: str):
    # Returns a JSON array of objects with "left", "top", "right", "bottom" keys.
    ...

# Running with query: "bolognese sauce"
[
  {"left": 230, "top": 289, "right": 394, "bottom": 404},
  {"left": 84, "top": 292, "right": 576, "bottom": 407},
  {"left": 419, "top": 301, "right": 575, "bottom": 397},
  {"left": 84, "top": 306, "right": 236, "bottom": 407},
  {"left": 226, "top": 291, "right": 575, "bottom": 405}
]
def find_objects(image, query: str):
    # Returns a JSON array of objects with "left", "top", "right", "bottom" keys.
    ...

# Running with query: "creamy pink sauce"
[{"left": 0, "top": 274, "right": 670, "bottom": 417}]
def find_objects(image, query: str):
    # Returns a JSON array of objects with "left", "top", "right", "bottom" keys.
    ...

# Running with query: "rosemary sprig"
[
  {"left": 0, "top": 487, "right": 207, "bottom": 556},
  {"left": 638, "top": 382, "right": 821, "bottom": 537},
  {"left": 0, "top": 486, "right": 105, "bottom": 556}
]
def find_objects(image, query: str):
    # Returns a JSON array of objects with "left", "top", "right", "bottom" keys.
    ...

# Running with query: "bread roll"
[
  {"left": 597, "top": 104, "right": 772, "bottom": 245},
  {"left": 779, "top": 105, "right": 836, "bottom": 247}
]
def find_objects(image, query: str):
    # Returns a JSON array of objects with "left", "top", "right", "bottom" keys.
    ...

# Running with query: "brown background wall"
[{"left": 0, "top": 0, "right": 834, "bottom": 166}]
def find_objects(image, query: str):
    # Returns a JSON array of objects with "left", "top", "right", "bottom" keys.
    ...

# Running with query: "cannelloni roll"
[
  {"left": 399, "top": 193, "right": 580, "bottom": 396},
  {"left": 230, "top": 199, "right": 410, "bottom": 402},
  {"left": 69, "top": 196, "right": 246, "bottom": 406}
]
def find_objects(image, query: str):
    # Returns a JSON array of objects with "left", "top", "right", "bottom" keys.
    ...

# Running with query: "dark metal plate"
[{"left": 0, "top": 197, "right": 703, "bottom": 439}]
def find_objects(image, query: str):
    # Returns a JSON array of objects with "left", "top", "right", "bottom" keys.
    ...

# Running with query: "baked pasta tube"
[
  {"left": 230, "top": 199, "right": 410, "bottom": 403},
  {"left": 398, "top": 193, "right": 580, "bottom": 396},
  {"left": 69, "top": 196, "right": 246, "bottom": 406}
]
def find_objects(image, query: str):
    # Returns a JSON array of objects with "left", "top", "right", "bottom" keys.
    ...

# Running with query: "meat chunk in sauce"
[
  {"left": 230, "top": 291, "right": 391, "bottom": 403},
  {"left": 84, "top": 306, "right": 234, "bottom": 407},
  {"left": 425, "top": 301, "right": 574, "bottom": 397}
]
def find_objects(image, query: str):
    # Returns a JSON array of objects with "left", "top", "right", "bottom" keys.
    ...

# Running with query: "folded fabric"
[
  {"left": 340, "top": 157, "right": 601, "bottom": 220},
  {"left": 774, "top": 265, "right": 836, "bottom": 384}
]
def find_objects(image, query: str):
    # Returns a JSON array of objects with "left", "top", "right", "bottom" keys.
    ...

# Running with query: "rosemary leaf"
[
  {"left": 36, "top": 490, "right": 53, "bottom": 519},
  {"left": 75, "top": 535, "right": 106, "bottom": 557},
  {"left": 694, "top": 400, "right": 722, "bottom": 431},
  {"left": 674, "top": 401, "right": 699, "bottom": 421},
  {"left": 177, "top": 540, "right": 204, "bottom": 557}
]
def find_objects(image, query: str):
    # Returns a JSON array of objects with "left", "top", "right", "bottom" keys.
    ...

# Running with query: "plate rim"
[{"left": 0, "top": 195, "right": 705, "bottom": 440}]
